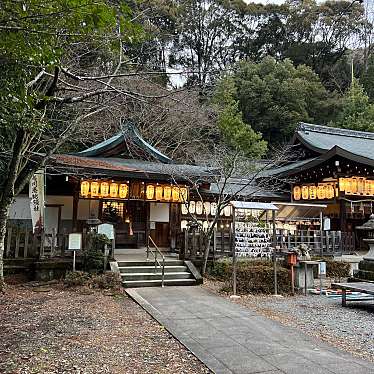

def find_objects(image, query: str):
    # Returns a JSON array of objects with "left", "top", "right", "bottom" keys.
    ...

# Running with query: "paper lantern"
[
  {"left": 181, "top": 203, "right": 189, "bottom": 215},
  {"left": 110, "top": 183, "right": 118, "bottom": 198},
  {"left": 196, "top": 201, "right": 203, "bottom": 215},
  {"left": 309, "top": 185, "right": 317, "bottom": 199},
  {"left": 370, "top": 180, "right": 374, "bottom": 195},
  {"left": 301, "top": 185, "right": 309, "bottom": 200},
  {"left": 351, "top": 177, "right": 358, "bottom": 194},
  {"left": 326, "top": 184, "right": 335, "bottom": 199},
  {"left": 119, "top": 184, "right": 128, "bottom": 198},
  {"left": 179, "top": 187, "right": 188, "bottom": 202},
  {"left": 224, "top": 205, "right": 231, "bottom": 216},
  {"left": 339, "top": 178, "right": 346, "bottom": 192},
  {"left": 210, "top": 202, "right": 217, "bottom": 215},
  {"left": 90, "top": 181, "right": 99, "bottom": 197},
  {"left": 181, "top": 220, "right": 188, "bottom": 230},
  {"left": 203, "top": 202, "right": 211, "bottom": 215},
  {"left": 357, "top": 178, "right": 365, "bottom": 195},
  {"left": 172, "top": 186, "right": 180, "bottom": 201},
  {"left": 163, "top": 185, "right": 172, "bottom": 201},
  {"left": 189, "top": 201, "right": 196, "bottom": 214},
  {"left": 316, "top": 185, "right": 325, "bottom": 200},
  {"left": 100, "top": 182, "right": 109, "bottom": 197},
  {"left": 365, "top": 179, "right": 371, "bottom": 195},
  {"left": 80, "top": 181, "right": 90, "bottom": 197},
  {"left": 155, "top": 185, "right": 163, "bottom": 200},
  {"left": 146, "top": 185, "right": 155, "bottom": 200},
  {"left": 293, "top": 186, "right": 301, "bottom": 200},
  {"left": 203, "top": 221, "right": 209, "bottom": 230}
]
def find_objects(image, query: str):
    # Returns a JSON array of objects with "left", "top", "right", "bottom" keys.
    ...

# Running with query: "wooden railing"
[
  {"left": 177, "top": 228, "right": 356, "bottom": 261},
  {"left": 4, "top": 226, "right": 94, "bottom": 259}
]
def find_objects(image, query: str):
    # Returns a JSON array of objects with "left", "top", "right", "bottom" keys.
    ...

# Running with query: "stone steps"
[{"left": 117, "top": 258, "right": 202, "bottom": 288}]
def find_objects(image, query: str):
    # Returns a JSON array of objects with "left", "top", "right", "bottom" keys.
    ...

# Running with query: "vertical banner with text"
[{"left": 29, "top": 169, "right": 45, "bottom": 233}]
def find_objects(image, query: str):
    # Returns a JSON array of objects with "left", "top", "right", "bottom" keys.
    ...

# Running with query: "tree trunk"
[
  {"left": 201, "top": 235, "right": 212, "bottom": 276},
  {"left": 0, "top": 200, "right": 11, "bottom": 292}
]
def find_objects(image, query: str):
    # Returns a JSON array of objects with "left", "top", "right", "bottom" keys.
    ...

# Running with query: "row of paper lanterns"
[
  {"left": 80, "top": 180, "right": 188, "bottom": 202},
  {"left": 293, "top": 183, "right": 336, "bottom": 200},
  {"left": 181, "top": 201, "right": 232, "bottom": 216},
  {"left": 339, "top": 177, "right": 374, "bottom": 196}
]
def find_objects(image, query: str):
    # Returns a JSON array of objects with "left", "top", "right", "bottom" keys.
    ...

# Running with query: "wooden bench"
[{"left": 332, "top": 282, "right": 374, "bottom": 307}]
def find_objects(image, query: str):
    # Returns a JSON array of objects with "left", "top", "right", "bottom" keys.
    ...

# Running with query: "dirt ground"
[{"left": 0, "top": 283, "right": 211, "bottom": 374}]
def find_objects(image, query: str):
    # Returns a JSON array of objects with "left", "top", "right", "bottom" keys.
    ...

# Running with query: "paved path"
[{"left": 126, "top": 286, "right": 373, "bottom": 374}]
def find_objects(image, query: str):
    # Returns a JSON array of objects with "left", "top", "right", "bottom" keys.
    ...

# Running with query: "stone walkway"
[{"left": 126, "top": 286, "right": 373, "bottom": 374}]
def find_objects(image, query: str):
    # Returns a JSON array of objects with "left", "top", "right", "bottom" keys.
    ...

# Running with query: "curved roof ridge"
[{"left": 298, "top": 122, "right": 374, "bottom": 140}]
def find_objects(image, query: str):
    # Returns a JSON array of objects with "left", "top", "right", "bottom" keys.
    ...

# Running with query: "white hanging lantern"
[
  {"left": 146, "top": 185, "right": 155, "bottom": 200},
  {"left": 90, "top": 181, "right": 99, "bottom": 197},
  {"left": 164, "top": 185, "right": 172, "bottom": 201},
  {"left": 100, "top": 182, "right": 109, "bottom": 197},
  {"left": 203, "top": 202, "right": 211, "bottom": 215},
  {"left": 210, "top": 202, "right": 217, "bottom": 216},
  {"left": 196, "top": 201, "right": 203, "bottom": 215},
  {"left": 224, "top": 205, "right": 231, "bottom": 217},
  {"left": 155, "top": 185, "right": 163, "bottom": 200},
  {"left": 172, "top": 186, "right": 180, "bottom": 201},
  {"left": 181, "top": 203, "right": 188, "bottom": 215},
  {"left": 189, "top": 201, "right": 196, "bottom": 214}
]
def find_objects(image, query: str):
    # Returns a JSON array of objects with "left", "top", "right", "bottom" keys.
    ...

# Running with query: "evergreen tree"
[{"left": 331, "top": 78, "right": 374, "bottom": 132}]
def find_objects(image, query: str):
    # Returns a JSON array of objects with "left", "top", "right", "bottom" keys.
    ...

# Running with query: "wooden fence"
[
  {"left": 4, "top": 227, "right": 90, "bottom": 259},
  {"left": 177, "top": 229, "right": 356, "bottom": 261}
]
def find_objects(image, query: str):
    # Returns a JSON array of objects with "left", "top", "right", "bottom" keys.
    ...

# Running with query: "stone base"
[{"left": 354, "top": 259, "right": 374, "bottom": 282}]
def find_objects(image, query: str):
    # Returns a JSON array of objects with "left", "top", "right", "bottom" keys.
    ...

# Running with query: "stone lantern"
[
  {"left": 356, "top": 214, "right": 374, "bottom": 261},
  {"left": 355, "top": 214, "right": 374, "bottom": 281}
]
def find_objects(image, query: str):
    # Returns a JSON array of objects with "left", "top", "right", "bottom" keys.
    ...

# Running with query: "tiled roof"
[{"left": 295, "top": 122, "right": 374, "bottom": 160}]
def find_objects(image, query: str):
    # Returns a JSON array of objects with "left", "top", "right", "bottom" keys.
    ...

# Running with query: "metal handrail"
[{"left": 147, "top": 236, "right": 165, "bottom": 287}]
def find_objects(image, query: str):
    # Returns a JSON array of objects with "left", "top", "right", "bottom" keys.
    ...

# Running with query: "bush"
[
  {"left": 312, "top": 257, "right": 351, "bottom": 278},
  {"left": 64, "top": 271, "right": 91, "bottom": 287},
  {"left": 83, "top": 233, "right": 111, "bottom": 273},
  {"left": 208, "top": 258, "right": 291, "bottom": 295},
  {"left": 89, "top": 272, "right": 122, "bottom": 289}
]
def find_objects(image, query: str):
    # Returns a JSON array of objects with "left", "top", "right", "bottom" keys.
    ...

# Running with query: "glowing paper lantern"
[
  {"left": 365, "top": 180, "right": 371, "bottom": 195},
  {"left": 189, "top": 201, "right": 196, "bottom": 214},
  {"left": 164, "top": 185, "right": 172, "bottom": 201},
  {"left": 358, "top": 178, "right": 365, "bottom": 195},
  {"left": 181, "top": 203, "right": 188, "bottom": 215},
  {"left": 110, "top": 183, "right": 118, "bottom": 198},
  {"left": 326, "top": 184, "right": 335, "bottom": 199},
  {"left": 196, "top": 201, "right": 203, "bottom": 215},
  {"left": 90, "top": 181, "right": 99, "bottom": 197},
  {"left": 80, "top": 181, "right": 90, "bottom": 197},
  {"left": 100, "top": 182, "right": 109, "bottom": 197},
  {"left": 179, "top": 187, "right": 188, "bottom": 202},
  {"left": 181, "top": 220, "right": 188, "bottom": 230},
  {"left": 317, "top": 185, "right": 325, "bottom": 200},
  {"left": 210, "top": 202, "right": 217, "bottom": 215},
  {"left": 339, "top": 178, "right": 346, "bottom": 192},
  {"left": 155, "top": 185, "right": 163, "bottom": 200},
  {"left": 172, "top": 186, "right": 180, "bottom": 201},
  {"left": 146, "top": 185, "right": 155, "bottom": 200},
  {"left": 309, "top": 185, "right": 317, "bottom": 199},
  {"left": 119, "top": 184, "right": 128, "bottom": 198},
  {"left": 293, "top": 186, "right": 301, "bottom": 200},
  {"left": 224, "top": 205, "right": 231, "bottom": 217},
  {"left": 203, "top": 202, "right": 211, "bottom": 215},
  {"left": 301, "top": 185, "right": 309, "bottom": 200},
  {"left": 351, "top": 177, "right": 358, "bottom": 194}
]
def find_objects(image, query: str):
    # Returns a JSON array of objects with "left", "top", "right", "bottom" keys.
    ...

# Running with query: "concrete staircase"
[{"left": 117, "top": 259, "right": 202, "bottom": 288}]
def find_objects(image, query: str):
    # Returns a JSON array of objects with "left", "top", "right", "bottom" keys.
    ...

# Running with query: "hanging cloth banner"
[{"left": 29, "top": 169, "right": 45, "bottom": 233}]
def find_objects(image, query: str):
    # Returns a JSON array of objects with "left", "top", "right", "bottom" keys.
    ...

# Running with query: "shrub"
[
  {"left": 208, "top": 258, "right": 291, "bottom": 295},
  {"left": 90, "top": 272, "right": 122, "bottom": 289},
  {"left": 64, "top": 271, "right": 91, "bottom": 287},
  {"left": 312, "top": 257, "right": 351, "bottom": 278},
  {"left": 83, "top": 232, "right": 111, "bottom": 273}
]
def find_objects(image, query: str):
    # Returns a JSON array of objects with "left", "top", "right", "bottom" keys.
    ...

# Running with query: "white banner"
[{"left": 29, "top": 170, "right": 45, "bottom": 233}]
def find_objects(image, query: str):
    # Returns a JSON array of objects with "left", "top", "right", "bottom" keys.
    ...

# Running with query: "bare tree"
[{"left": 169, "top": 144, "right": 291, "bottom": 275}]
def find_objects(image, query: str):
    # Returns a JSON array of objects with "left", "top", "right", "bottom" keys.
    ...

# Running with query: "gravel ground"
[
  {"left": 0, "top": 283, "right": 211, "bottom": 374},
  {"left": 203, "top": 279, "right": 374, "bottom": 363}
]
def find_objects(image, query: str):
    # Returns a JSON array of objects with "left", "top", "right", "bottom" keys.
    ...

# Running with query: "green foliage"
[
  {"left": 362, "top": 54, "right": 374, "bottom": 103},
  {"left": 64, "top": 271, "right": 122, "bottom": 289},
  {"left": 226, "top": 57, "right": 333, "bottom": 144},
  {"left": 312, "top": 258, "right": 351, "bottom": 279},
  {"left": 83, "top": 233, "right": 111, "bottom": 273},
  {"left": 213, "top": 76, "right": 267, "bottom": 158},
  {"left": 330, "top": 78, "right": 374, "bottom": 132},
  {"left": 208, "top": 258, "right": 291, "bottom": 295},
  {"left": 64, "top": 271, "right": 91, "bottom": 287}
]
